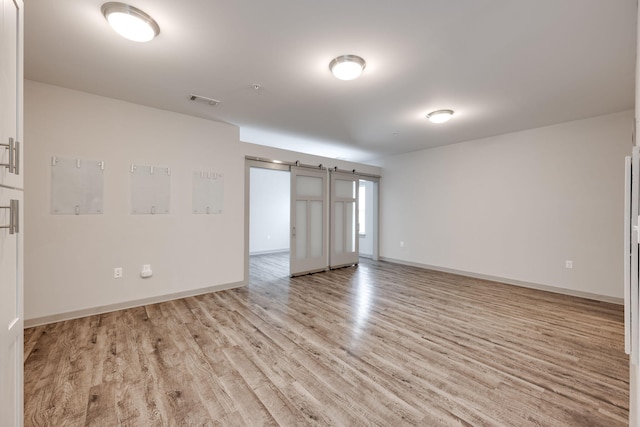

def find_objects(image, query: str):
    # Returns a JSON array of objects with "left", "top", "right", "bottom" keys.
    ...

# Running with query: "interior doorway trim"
[
  {"left": 359, "top": 176, "right": 380, "bottom": 261},
  {"left": 244, "top": 156, "right": 381, "bottom": 282},
  {"left": 245, "top": 156, "right": 326, "bottom": 172},
  {"left": 244, "top": 156, "right": 381, "bottom": 179},
  {"left": 244, "top": 159, "right": 291, "bottom": 283}
]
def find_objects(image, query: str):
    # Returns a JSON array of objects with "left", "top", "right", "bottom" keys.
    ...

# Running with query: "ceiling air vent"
[{"left": 189, "top": 94, "right": 220, "bottom": 106}]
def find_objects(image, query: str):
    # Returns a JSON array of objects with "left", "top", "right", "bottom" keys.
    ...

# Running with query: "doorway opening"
[
  {"left": 244, "top": 157, "right": 380, "bottom": 283},
  {"left": 358, "top": 178, "right": 379, "bottom": 261},
  {"left": 248, "top": 165, "right": 291, "bottom": 280}
]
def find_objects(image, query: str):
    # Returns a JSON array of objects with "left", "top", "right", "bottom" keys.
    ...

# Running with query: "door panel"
[
  {"left": 0, "top": 188, "right": 22, "bottom": 427},
  {"left": 334, "top": 202, "right": 344, "bottom": 254},
  {"left": 295, "top": 200, "right": 307, "bottom": 260},
  {"left": 290, "top": 167, "right": 328, "bottom": 276},
  {"left": 627, "top": 145, "right": 640, "bottom": 426},
  {"left": 625, "top": 156, "right": 632, "bottom": 355},
  {"left": 0, "top": 0, "right": 23, "bottom": 425},
  {"left": 309, "top": 200, "right": 323, "bottom": 258},
  {"left": 631, "top": 147, "right": 640, "bottom": 366},
  {"left": 330, "top": 172, "right": 359, "bottom": 268},
  {"left": 0, "top": 0, "right": 21, "bottom": 189}
]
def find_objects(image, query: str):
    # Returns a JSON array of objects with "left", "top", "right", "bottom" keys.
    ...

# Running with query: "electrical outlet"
[
  {"left": 141, "top": 264, "right": 153, "bottom": 278},
  {"left": 565, "top": 260, "right": 573, "bottom": 269},
  {"left": 114, "top": 267, "right": 123, "bottom": 278},
  {"left": 400, "top": 241, "right": 405, "bottom": 248}
]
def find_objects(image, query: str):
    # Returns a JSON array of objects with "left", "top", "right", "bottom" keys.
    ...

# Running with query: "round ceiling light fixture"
[
  {"left": 427, "top": 109, "right": 454, "bottom": 124},
  {"left": 101, "top": 2, "right": 160, "bottom": 42},
  {"left": 329, "top": 55, "right": 366, "bottom": 80}
]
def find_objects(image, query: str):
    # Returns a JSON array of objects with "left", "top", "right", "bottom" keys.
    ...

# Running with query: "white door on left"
[
  {"left": 0, "top": 189, "right": 22, "bottom": 427},
  {"left": 0, "top": 0, "right": 23, "bottom": 425}
]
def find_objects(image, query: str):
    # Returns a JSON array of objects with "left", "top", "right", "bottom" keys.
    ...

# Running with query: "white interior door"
[
  {"left": 0, "top": 189, "right": 22, "bottom": 427},
  {"left": 626, "top": 152, "right": 639, "bottom": 361},
  {"left": 627, "top": 147, "right": 640, "bottom": 426},
  {"left": 0, "top": 0, "right": 21, "bottom": 189},
  {"left": 0, "top": 0, "right": 22, "bottom": 425},
  {"left": 330, "top": 172, "right": 359, "bottom": 269},
  {"left": 290, "top": 167, "right": 328, "bottom": 276}
]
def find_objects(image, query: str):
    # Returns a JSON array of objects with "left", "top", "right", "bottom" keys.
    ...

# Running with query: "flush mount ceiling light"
[
  {"left": 427, "top": 109, "right": 454, "bottom": 124},
  {"left": 329, "top": 55, "right": 366, "bottom": 80},
  {"left": 101, "top": 2, "right": 160, "bottom": 42}
]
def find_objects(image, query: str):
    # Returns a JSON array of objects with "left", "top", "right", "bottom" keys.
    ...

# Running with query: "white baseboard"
[
  {"left": 250, "top": 249, "right": 289, "bottom": 256},
  {"left": 24, "top": 281, "right": 246, "bottom": 328},
  {"left": 380, "top": 257, "right": 623, "bottom": 305},
  {"left": 26, "top": 259, "right": 621, "bottom": 328}
]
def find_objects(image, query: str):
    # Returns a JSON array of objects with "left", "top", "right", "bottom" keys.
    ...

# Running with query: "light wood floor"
[{"left": 24, "top": 254, "right": 628, "bottom": 426}]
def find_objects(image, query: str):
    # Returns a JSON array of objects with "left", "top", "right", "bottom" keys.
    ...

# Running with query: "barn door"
[
  {"left": 290, "top": 166, "right": 328, "bottom": 276},
  {"left": 330, "top": 171, "right": 358, "bottom": 269}
]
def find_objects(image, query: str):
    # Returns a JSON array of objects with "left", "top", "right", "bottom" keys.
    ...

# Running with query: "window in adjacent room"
[{"left": 359, "top": 183, "right": 366, "bottom": 236}]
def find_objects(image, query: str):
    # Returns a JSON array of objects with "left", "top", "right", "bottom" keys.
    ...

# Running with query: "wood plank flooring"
[{"left": 24, "top": 254, "right": 629, "bottom": 426}]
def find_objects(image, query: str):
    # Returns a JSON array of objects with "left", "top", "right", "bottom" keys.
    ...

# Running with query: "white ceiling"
[{"left": 25, "top": 0, "right": 636, "bottom": 163}]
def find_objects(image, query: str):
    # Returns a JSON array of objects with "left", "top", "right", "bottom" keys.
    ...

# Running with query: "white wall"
[
  {"left": 378, "top": 110, "right": 632, "bottom": 300},
  {"left": 24, "top": 81, "right": 246, "bottom": 321},
  {"left": 24, "top": 81, "right": 380, "bottom": 322},
  {"left": 249, "top": 168, "right": 290, "bottom": 254}
]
